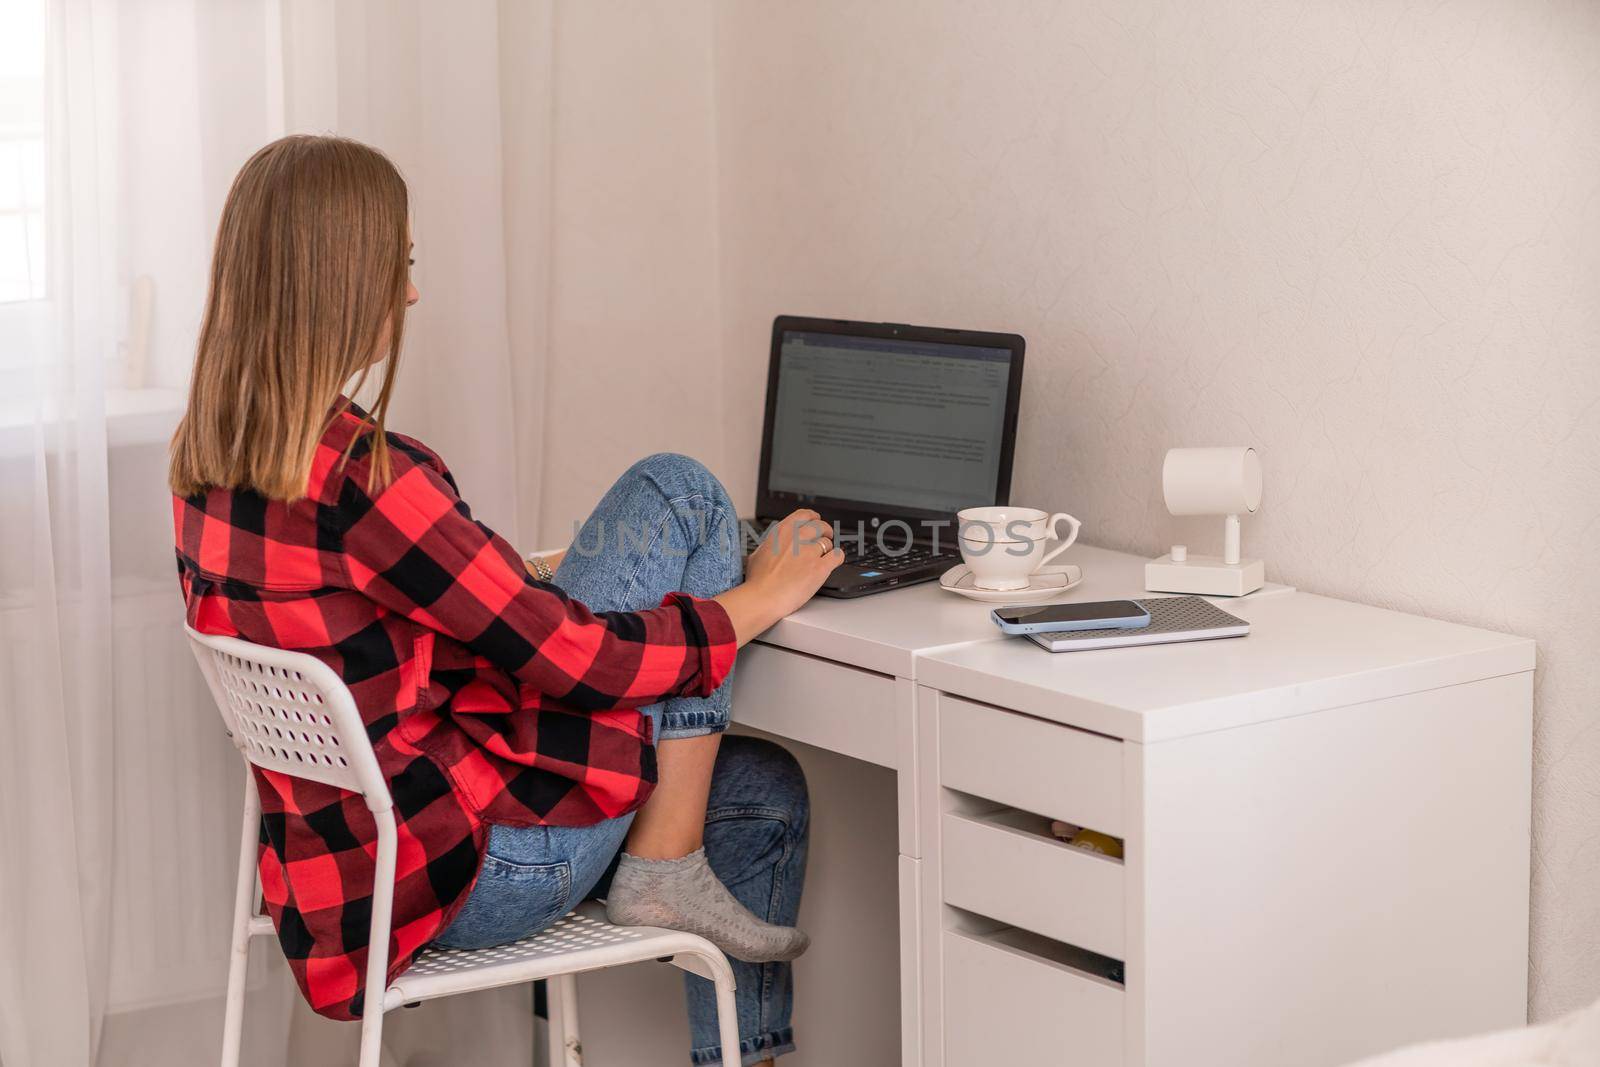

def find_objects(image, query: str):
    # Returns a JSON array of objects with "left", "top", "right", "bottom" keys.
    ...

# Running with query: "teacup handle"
[{"left": 1039, "top": 513, "right": 1082, "bottom": 566}]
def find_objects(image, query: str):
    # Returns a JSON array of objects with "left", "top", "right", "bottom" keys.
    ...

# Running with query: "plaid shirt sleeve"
[{"left": 337, "top": 440, "right": 737, "bottom": 711}]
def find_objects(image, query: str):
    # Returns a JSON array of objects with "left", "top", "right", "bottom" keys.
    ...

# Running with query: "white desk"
[{"left": 727, "top": 542, "right": 1534, "bottom": 1067}]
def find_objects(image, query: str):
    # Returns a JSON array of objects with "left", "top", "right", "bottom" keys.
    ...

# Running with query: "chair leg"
[
  {"left": 221, "top": 776, "right": 261, "bottom": 1067},
  {"left": 358, "top": 811, "right": 400, "bottom": 1067},
  {"left": 544, "top": 978, "right": 564, "bottom": 1067},
  {"left": 667, "top": 947, "right": 742, "bottom": 1067},
  {"left": 711, "top": 969, "right": 741, "bottom": 1067},
  {"left": 546, "top": 973, "right": 582, "bottom": 1067},
  {"left": 356, "top": 1004, "right": 387, "bottom": 1067},
  {"left": 692, "top": 950, "right": 742, "bottom": 1067}
]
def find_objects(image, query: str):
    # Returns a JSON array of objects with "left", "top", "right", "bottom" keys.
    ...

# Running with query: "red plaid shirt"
[{"left": 175, "top": 402, "right": 736, "bottom": 1020}]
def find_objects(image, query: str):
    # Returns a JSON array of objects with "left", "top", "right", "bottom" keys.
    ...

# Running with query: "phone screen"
[{"left": 994, "top": 600, "right": 1145, "bottom": 625}]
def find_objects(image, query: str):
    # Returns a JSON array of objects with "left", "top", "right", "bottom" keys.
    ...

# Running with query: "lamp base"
[{"left": 1145, "top": 554, "right": 1265, "bottom": 597}]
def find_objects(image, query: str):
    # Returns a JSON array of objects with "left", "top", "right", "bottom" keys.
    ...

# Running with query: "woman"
[{"left": 170, "top": 134, "right": 841, "bottom": 1065}]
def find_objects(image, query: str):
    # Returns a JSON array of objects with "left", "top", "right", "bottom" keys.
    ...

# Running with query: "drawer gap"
[
  {"left": 945, "top": 788, "right": 1125, "bottom": 865},
  {"left": 750, "top": 638, "right": 894, "bottom": 681},
  {"left": 946, "top": 904, "right": 1125, "bottom": 988},
  {"left": 945, "top": 691, "right": 1123, "bottom": 742}
]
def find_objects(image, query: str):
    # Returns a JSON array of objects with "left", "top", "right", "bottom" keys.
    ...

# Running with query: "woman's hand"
[
  {"left": 745, "top": 509, "right": 844, "bottom": 610},
  {"left": 715, "top": 509, "right": 844, "bottom": 646}
]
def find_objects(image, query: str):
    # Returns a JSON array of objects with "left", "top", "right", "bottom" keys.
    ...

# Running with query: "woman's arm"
[
  {"left": 341, "top": 450, "right": 738, "bottom": 710},
  {"left": 522, "top": 515, "right": 840, "bottom": 648}
]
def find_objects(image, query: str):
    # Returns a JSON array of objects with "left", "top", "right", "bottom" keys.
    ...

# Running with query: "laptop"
[{"left": 747, "top": 315, "right": 1025, "bottom": 598}]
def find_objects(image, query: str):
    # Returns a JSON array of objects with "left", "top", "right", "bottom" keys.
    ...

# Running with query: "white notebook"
[{"left": 1026, "top": 595, "right": 1249, "bottom": 653}]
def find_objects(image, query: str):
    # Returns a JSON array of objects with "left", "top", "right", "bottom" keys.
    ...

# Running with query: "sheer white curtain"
[{"left": 0, "top": 2, "right": 549, "bottom": 1064}]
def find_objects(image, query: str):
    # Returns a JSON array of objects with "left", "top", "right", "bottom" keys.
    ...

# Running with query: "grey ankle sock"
[{"left": 605, "top": 848, "right": 810, "bottom": 964}]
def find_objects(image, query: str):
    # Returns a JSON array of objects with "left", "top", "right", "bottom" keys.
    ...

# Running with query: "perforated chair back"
[
  {"left": 187, "top": 624, "right": 742, "bottom": 1067},
  {"left": 185, "top": 626, "right": 391, "bottom": 812}
]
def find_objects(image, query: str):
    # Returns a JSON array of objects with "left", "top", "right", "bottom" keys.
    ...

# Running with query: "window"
[{"left": 0, "top": 0, "right": 46, "bottom": 305}]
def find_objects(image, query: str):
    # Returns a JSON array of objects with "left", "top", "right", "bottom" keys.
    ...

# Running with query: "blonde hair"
[{"left": 169, "top": 134, "right": 410, "bottom": 501}]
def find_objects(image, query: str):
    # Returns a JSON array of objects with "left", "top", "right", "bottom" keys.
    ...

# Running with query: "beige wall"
[
  {"left": 532, "top": 0, "right": 728, "bottom": 548},
  {"left": 709, "top": 0, "right": 1600, "bottom": 1020},
  {"left": 526, "top": 0, "right": 1600, "bottom": 1021}
]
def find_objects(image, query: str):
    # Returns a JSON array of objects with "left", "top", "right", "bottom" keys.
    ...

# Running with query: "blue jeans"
[{"left": 434, "top": 453, "right": 809, "bottom": 1067}]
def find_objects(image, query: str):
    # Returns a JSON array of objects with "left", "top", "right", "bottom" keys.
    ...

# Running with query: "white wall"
[
  {"left": 533, "top": 0, "right": 728, "bottom": 548},
  {"left": 705, "top": 0, "right": 1600, "bottom": 1020}
]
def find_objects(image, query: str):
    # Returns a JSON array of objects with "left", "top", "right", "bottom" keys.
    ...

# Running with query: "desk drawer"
[
  {"left": 943, "top": 928, "right": 1124, "bottom": 1067},
  {"left": 731, "top": 642, "right": 897, "bottom": 768},
  {"left": 942, "top": 808, "right": 1124, "bottom": 959},
  {"left": 939, "top": 695, "right": 1125, "bottom": 836}
]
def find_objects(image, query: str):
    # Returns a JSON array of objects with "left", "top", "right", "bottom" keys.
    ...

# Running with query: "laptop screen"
[{"left": 765, "top": 328, "right": 1015, "bottom": 517}]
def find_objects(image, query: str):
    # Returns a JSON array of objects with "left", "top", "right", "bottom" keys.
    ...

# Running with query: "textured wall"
[
  {"left": 710, "top": 0, "right": 1600, "bottom": 1018},
  {"left": 535, "top": 0, "right": 727, "bottom": 548}
]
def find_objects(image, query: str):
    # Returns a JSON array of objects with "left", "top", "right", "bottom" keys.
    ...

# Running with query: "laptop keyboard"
[
  {"left": 743, "top": 518, "right": 958, "bottom": 575},
  {"left": 844, "top": 542, "right": 959, "bottom": 573}
]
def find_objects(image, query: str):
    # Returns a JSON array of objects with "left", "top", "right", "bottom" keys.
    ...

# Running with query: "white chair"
[{"left": 186, "top": 626, "right": 742, "bottom": 1067}]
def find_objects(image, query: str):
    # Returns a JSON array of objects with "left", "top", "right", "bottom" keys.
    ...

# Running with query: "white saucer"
[{"left": 938, "top": 563, "right": 1084, "bottom": 603}]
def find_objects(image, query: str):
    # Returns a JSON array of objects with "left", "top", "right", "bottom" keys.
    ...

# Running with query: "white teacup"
[{"left": 956, "top": 507, "right": 1082, "bottom": 591}]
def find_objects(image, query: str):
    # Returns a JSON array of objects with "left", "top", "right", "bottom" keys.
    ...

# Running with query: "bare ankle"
[{"left": 623, "top": 732, "right": 719, "bottom": 859}]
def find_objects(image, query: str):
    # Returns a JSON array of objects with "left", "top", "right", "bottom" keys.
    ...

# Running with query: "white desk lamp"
[{"left": 1144, "top": 446, "right": 1265, "bottom": 597}]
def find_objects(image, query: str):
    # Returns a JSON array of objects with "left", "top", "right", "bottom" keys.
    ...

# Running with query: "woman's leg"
[
  {"left": 582, "top": 734, "right": 810, "bottom": 1067},
  {"left": 432, "top": 816, "right": 633, "bottom": 950},
  {"left": 554, "top": 454, "right": 806, "bottom": 961},
  {"left": 439, "top": 737, "right": 810, "bottom": 1064},
  {"left": 552, "top": 450, "right": 742, "bottom": 861},
  {"left": 627, "top": 729, "right": 721, "bottom": 859},
  {"left": 682, "top": 736, "right": 809, "bottom": 1067},
  {"left": 552, "top": 451, "right": 744, "bottom": 745}
]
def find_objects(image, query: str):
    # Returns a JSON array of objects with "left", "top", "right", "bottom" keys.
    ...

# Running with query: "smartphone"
[{"left": 991, "top": 599, "right": 1152, "bottom": 635}]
